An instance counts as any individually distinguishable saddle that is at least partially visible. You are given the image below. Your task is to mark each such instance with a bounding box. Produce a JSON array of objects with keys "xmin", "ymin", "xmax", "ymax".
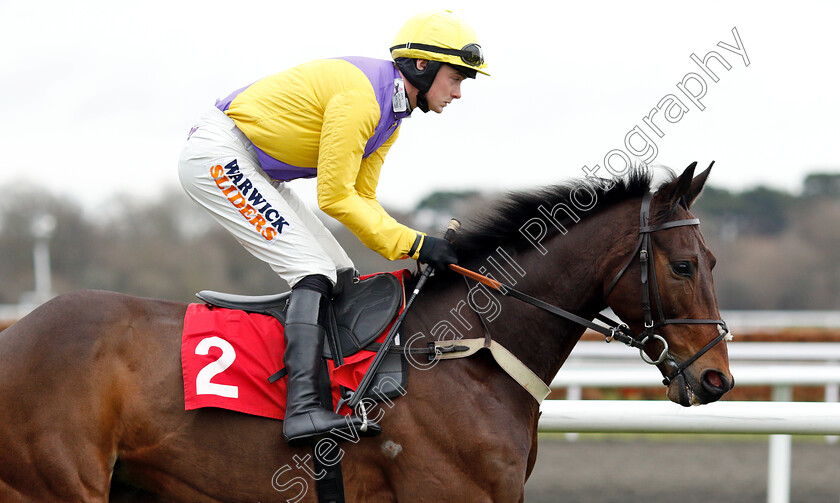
[{"xmin": 196, "ymin": 268, "xmax": 408, "ymax": 402}]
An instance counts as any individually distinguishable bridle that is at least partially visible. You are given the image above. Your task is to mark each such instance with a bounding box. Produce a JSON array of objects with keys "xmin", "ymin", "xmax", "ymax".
[
  {"xmin": 602, "ymin": 192, "xmax": 730, "ymax": 386},
  {"xmin": 450, "ymin": 191, "xmax": 731, "ymax": 388}
]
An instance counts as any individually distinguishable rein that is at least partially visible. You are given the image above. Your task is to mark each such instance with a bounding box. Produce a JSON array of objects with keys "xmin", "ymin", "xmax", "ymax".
[
  {"xmin": 450, "ymin": 264, "xmax": 640, "ymax": 348},
  {"xmin": 450, "ymin": 191, "xmax": 731, "ymax": 388}
]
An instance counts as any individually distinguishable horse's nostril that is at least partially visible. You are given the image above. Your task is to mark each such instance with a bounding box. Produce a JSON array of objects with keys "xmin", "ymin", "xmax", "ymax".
[{"xmin": 701, "ymin": 370, "xmax": 730, "ymax": 394}]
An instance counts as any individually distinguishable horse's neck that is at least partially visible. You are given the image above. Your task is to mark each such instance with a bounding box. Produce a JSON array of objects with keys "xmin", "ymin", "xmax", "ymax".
[{"xmin": 467, "ymin": 205, "xmax": 634, "ymax": 385}]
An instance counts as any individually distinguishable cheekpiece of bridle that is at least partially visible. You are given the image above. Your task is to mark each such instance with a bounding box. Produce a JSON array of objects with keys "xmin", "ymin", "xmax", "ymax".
[{"xmin": 603, "ymin": 192, "xmax": 730, "ymax": 386}]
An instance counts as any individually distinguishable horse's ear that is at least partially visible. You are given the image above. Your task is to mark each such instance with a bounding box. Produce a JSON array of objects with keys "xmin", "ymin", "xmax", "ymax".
[
  {"xmin": 657, "ymin": 161, "xmax": 697, "ymax": 209},
  {"xmin": 683, "ymin": 161, "xmax": 714, "ymax": 208}
]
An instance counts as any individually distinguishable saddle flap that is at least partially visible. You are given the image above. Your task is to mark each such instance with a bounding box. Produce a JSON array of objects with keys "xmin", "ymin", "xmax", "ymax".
[
  {"xmin": 362, "ymin": 348, "xmax": 405, "ymax": 400},
  {"xmin": 327, "ymin": 272, "xmax": 403, "ymax": 358}
]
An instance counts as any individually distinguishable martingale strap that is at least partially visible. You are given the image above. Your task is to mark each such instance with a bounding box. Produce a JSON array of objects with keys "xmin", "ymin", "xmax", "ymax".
[{"xmin": 432, "ymin": 338, "xmax": 552, "ymax": 404}]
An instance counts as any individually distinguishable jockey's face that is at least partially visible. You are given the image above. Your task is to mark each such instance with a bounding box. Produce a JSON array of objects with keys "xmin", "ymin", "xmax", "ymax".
[{"xmin": 420, "ymin": 60, "xmax": 465, "ymax": 114}]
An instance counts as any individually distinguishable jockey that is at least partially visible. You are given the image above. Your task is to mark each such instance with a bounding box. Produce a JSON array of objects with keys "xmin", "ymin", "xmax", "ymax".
[{"xmin": 178, "ymin": 10, "xmax": 488, "ymax": 444}]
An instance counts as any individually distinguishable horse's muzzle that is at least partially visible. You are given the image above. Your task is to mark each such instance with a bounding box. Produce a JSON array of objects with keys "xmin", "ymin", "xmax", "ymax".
[{"xmin": 667, "ymin": 368, "xmax": 733, "ymax": 407}]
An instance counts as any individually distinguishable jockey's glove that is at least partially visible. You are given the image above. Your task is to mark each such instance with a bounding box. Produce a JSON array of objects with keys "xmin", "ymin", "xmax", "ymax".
[{"xmin": 418, "ymin": 236, "xmax": 459, "ymax": 271}]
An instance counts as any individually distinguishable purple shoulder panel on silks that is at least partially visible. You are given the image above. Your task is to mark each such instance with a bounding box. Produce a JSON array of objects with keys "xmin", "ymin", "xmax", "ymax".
[
  {"xmin": 215, "ymin": 58, "xmax": 409, "ymax": 181},
  {"xmin": 333, "ymin": 57, "xmax": 410, "ymax": 158},
  {"xmin": 215, "ymin": 84, "xmax": 251, "ymax": 112}
]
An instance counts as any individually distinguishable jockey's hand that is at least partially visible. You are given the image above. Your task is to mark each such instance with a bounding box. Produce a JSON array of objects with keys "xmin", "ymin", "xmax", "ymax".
[{"xmin": 418, "ymin": 236, "xmax": 458, "ymax": 271}]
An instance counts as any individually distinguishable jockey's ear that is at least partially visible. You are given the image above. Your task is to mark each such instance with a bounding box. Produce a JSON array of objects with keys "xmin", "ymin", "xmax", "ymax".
[{"xmin": 683, "ymin": 161, "xmax": 714, "ymax": 209}]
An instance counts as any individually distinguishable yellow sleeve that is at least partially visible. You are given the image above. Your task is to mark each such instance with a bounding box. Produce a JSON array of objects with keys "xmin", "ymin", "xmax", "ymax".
[
  {"xmin": 316, "ymin": 94, "xmax": 419, "ymax": 260},
  {"xmin": 355, "ymin": 126, "xmax": 423, "ymax": 259}
]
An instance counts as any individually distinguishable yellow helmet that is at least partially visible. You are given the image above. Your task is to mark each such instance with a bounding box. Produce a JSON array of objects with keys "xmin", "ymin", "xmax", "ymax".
[{"xmin": 390, "ymin": 10, "xmax": 489, "ymax": 76}]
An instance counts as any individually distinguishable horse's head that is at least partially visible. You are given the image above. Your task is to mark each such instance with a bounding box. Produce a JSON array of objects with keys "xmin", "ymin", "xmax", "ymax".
[{"xmin": 605, "ymin": 162, "xmax": 733, "ymax": 406}]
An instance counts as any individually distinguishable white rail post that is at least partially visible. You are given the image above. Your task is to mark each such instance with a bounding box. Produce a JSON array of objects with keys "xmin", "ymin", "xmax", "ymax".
[
  {"xmin": 767, "ymin": 385, "xmax": 793, "ymax": 503},
  {"xmin": 826, "ymin": 360, "xmax": 839, "ymax": 445},
  {"xmin": 30, "ymin": 213, "xmax": 56, "ymax": 304},
  {"xmin": 564, "ymin": 386, "xmax": 581, "ymax": 442}
]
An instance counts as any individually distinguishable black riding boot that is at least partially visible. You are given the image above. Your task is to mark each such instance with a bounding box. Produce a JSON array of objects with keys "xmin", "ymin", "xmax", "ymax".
[{"xmin": 282, "ymin": 287, "xmax": 381, "ymax": 445}]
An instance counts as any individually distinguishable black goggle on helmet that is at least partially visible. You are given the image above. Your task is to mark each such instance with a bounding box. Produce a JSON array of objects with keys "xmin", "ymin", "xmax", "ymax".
[{"xmin": 390, "ymin": 42, "xmax": 485, "ymax": 74}]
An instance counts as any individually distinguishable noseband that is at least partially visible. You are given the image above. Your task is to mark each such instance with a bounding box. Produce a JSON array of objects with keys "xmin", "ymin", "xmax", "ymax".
[{"xmin": 603, "ymin": 192, "xmax": 730, "ymax": 385}]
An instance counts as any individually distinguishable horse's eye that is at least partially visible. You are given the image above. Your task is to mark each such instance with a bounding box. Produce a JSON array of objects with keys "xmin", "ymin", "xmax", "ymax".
[{"xmin": 670, "ymin": 261, "xmax": 694, "ymax": 277}]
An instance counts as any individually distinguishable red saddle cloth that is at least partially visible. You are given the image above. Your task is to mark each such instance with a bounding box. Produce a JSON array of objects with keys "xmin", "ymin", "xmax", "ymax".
[{"xmin": 181, "ymin": 271, "xmax": 407, "ymax": 420}]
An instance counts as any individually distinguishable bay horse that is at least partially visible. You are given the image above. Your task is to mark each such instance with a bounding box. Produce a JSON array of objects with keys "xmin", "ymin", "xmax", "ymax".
[{"xmin": 0, "ymin": 163, "xmax": 732, "ymax": 502}]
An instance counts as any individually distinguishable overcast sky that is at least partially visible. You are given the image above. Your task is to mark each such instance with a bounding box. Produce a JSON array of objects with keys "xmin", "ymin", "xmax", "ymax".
[{"xmin": 2, "ymin": 1, "xmax": 838, "ymax": 214}]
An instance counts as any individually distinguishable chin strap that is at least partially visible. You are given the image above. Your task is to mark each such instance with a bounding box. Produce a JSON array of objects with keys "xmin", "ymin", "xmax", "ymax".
[
  {"xmin": 394, "ymin": 58, "xmax": 439, "ymax": 113},
  {"xmin": 416, "ymin": 92, "xmax": 430, "ymax": 113}
]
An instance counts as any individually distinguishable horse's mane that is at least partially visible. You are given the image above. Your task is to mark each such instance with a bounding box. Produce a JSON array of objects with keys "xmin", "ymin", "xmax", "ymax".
[{"xmin": 451, "ymin": 168, "xmax": 656, "ymax": 261}]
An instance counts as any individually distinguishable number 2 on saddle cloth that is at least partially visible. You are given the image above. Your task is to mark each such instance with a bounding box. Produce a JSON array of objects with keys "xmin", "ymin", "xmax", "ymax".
[{"xmin": 180, "ymin": 270, "xmax": 410, "ymax": 420}]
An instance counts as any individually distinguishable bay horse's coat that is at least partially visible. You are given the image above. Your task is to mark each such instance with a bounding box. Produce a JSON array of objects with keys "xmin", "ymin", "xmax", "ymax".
[{"xmin": 0, "ymin": 165, "xmax": 732, "ymax": 502}]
